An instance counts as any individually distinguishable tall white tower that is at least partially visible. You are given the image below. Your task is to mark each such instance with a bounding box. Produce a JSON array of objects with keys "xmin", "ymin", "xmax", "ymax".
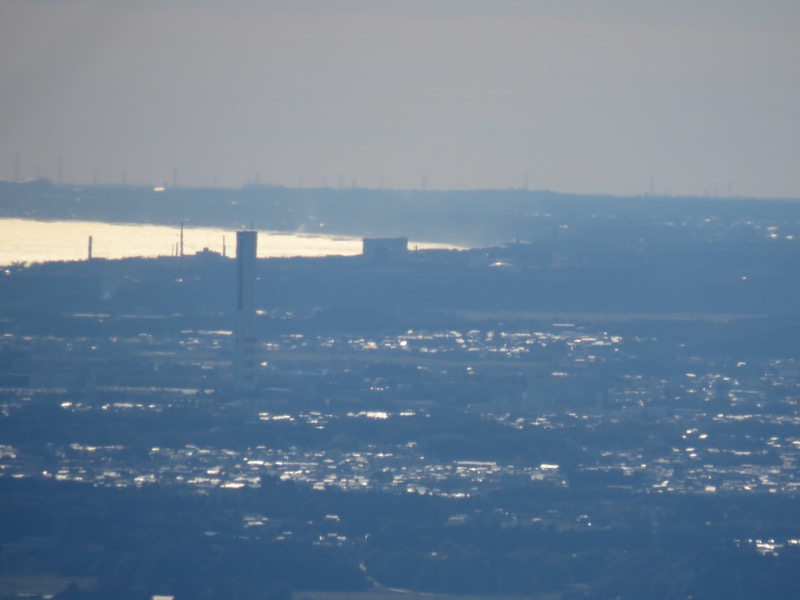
[{"xmin": 235, "ymin": 230, "xmax": 258, "ymax": 391}]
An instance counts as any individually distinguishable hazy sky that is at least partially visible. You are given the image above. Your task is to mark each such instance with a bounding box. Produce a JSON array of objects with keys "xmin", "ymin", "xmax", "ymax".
[{"xmin": 2, "ymin": 0, "xmax": 799, "ymax": 196}]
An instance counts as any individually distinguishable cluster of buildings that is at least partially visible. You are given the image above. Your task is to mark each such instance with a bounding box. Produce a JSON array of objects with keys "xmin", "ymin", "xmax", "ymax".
[
  {"xmin": 1, "ymin": 230, "xmax": 799, "ymax": 554},
  {"xmin": 1, "ymin": 319, "xmax": 798, "ymax": 498}
]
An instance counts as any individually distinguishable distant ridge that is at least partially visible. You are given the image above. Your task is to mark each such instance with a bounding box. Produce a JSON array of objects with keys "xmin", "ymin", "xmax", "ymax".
[{"xmin": 1, "ymin": 178, "xmax": 799, "ymax": 247}]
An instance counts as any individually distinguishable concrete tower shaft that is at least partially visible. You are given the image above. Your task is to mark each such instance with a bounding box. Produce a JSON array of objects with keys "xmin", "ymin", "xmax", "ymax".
[{"xmin": 235, "ymin": 230, "xmax": 258, "ymax": 391}]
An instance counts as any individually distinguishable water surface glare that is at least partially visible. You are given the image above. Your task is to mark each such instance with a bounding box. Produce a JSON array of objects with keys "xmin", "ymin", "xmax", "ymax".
[{"xmin": 0, "ymin": 219, "xmax": 453, "ymax": 265}]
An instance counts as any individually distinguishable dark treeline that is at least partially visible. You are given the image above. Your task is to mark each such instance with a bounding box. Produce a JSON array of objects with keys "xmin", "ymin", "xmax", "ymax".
[
  {"xmin": 2, "ymin": 243, "xmax": 799, "ymax": 320},
  {"xmin": 2, "ymin": 477, "xmax": 799, "ymax": 600}
]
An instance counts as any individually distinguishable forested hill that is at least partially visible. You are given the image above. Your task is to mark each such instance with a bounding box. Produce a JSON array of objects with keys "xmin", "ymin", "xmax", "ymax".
[{"xmin": 2, "ymin": 179, "xmax": 799, "ymax": 247}]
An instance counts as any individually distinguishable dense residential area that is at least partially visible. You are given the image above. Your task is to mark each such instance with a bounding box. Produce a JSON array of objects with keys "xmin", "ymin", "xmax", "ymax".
[
  {"xmin": 2, "ymin": 305, "xmax": 800, "ymax": 599},
  {"xmin": 1, "ymin": 183, "xmax": 800, "ymax": 599}
]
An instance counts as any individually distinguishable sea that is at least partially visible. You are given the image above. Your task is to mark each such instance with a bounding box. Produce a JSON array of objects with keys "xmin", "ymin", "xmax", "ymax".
[{"xmin": 0, "ymin": 219, "xmax": 453, "ymax": 266}]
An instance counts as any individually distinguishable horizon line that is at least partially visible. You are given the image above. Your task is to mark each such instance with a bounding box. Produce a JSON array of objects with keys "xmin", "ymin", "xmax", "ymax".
[{"xmin": 2, "ymin": 177, "xmax": 799, "ymax": 202}]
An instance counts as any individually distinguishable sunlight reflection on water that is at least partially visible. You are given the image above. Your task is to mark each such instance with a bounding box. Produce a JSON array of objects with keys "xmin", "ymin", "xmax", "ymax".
[{"xmin": 0, "ymin": 219, "xmax": 452, "ymax": 265}]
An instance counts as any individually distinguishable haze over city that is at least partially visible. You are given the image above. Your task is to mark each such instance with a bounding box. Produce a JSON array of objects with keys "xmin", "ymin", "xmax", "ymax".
[
  {"xmin": 3, "ymin": 2, "xmax": 800, "ymax": 599},
  {"xmin": 2, "ymin": 0, "xmax": 800, "ymax": 196}
]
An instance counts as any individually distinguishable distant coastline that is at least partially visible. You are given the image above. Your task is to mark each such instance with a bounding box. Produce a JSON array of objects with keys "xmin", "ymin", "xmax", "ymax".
[
  {"xmin": 0, "ymin": 218, "xmax": 355, "ymax": 265},
  {"xmin": 3, "ymin": 179, "xmax": 800, "ymax": 251},
  {"xmin": 0, "ymin": 218, "xmax": 458, "ymax": 266}
]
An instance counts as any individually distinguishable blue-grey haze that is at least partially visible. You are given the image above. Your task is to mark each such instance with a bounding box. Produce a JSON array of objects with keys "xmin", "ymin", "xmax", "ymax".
[{"xmin": 1, "ymin": 0, "xmax": 799, "ymax": 197}]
